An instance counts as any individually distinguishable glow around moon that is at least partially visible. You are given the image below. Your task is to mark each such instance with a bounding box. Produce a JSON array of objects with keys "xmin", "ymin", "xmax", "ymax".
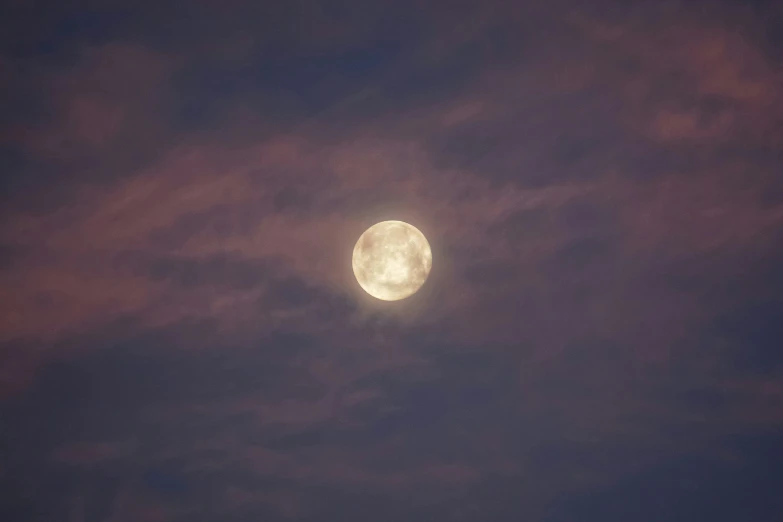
[{"xmin": 352, "ymin": 221, "xmax": 433, "ymax": 301}]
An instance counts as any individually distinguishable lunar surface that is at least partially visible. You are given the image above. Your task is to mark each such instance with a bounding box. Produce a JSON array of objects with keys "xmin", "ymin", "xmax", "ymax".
[{"xmin": 352, "ymin": 220, "xmax": 432, "ymax": 301}]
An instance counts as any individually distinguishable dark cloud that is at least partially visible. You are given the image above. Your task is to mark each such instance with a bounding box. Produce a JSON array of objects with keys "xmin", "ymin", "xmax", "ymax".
[
  {"xmin": 145, "ymin": 254, "xmax": 275, "ymax": 289},
  {"xmin": 717, "ymin": 299, "xmax": 783, "ymax": 374}
]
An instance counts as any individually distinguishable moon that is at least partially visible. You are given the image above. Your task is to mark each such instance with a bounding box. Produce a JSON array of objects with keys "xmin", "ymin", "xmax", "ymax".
[{"xmin": 352, "ymin": 220, "xmax": 433, "ymax": 301}]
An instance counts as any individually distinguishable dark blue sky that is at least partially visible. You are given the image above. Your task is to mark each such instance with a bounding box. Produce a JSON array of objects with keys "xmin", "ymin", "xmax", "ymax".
[{"xmin": 1, "ymin": 1, "xmax": 782, "ymax": 521}]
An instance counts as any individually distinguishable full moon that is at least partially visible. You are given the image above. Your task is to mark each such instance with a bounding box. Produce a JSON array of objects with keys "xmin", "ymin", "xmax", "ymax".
[{"xmin": 352, "ymin": 220, "xmax": 433, "ymax": 301}]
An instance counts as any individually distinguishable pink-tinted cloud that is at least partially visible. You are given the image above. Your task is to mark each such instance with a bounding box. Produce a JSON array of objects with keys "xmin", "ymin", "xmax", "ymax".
[{"xmin": 1, "ymin": 1, "xmax": 782, "ymax": 521}]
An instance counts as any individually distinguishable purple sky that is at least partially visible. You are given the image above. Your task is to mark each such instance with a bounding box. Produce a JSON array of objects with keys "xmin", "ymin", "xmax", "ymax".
[{"xmin": 1, "ymin": 1, "xmax": 782, "ymax": 520}]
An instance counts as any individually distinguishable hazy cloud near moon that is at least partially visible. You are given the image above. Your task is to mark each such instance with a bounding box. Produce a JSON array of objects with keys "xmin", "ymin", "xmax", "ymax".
[{"xmin": 1, "ymin": 0, "xmax": 783, "ymax": 520}]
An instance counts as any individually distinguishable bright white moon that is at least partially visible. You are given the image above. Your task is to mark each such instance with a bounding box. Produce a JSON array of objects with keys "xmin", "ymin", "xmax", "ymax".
[{"xmin": 352, "ymin": 220, "xmax": 432, "ymax": 301}]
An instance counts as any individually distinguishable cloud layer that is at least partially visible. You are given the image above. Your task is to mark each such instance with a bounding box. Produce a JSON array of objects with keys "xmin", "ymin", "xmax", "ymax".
[{"xmin": 1, "ymin": 1, "xmax": 782, "ymax": 520}]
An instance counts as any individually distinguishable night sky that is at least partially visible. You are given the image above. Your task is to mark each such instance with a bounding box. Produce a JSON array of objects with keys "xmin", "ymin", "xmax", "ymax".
[{"xmin": 2, "ymin": 1, "xmax": 783, "ymax": 521}]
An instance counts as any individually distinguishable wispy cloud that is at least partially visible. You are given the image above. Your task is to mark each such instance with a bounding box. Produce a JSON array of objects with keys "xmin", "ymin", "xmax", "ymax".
[{"xmin": 1, "ymin": 1, "xmax": 782, "ymax": 520}]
